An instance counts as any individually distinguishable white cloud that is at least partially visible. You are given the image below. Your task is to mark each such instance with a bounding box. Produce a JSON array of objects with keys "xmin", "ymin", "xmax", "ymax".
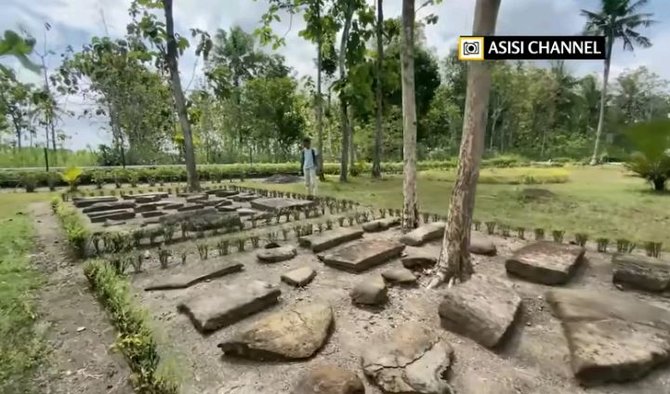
[{"xmin": 1, "ymin": 0, "xmax": 668, "ymax": 150}]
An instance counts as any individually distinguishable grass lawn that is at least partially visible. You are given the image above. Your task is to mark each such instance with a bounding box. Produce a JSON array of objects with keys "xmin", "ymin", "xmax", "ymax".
[
  {"xmin": 0, "ymin": 193, "xmax": 53, "ymax": 392},
  {"xmin": 241, "ymin": 165, "xmax": 670, "ymax": 248}
]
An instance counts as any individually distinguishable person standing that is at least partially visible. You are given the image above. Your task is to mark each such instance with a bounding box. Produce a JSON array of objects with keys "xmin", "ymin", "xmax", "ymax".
[{"xmin": 300, "ymin": 137, "xmax": 318, "ymax": 197}]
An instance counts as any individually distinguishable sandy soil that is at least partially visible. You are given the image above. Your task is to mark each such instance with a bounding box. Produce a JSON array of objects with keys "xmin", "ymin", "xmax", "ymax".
[
  {"xmin": 127, "ymin": 224, "xmax": 670, "ymax": 394},
  {"xmin": 30, "ymin": 202, "xmax": 133, "ymax": 394}
]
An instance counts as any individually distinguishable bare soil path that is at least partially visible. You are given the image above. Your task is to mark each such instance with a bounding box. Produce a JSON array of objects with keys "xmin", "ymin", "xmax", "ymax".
[{"xmin": 30, "ymin": 202, "xmax": 133, "ymax": 394}]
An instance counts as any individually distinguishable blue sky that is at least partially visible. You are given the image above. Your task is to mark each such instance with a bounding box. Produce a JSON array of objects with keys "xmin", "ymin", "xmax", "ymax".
[{"xmin": 2, "ymin": 0, "xmax": 669, "ymax": 151}]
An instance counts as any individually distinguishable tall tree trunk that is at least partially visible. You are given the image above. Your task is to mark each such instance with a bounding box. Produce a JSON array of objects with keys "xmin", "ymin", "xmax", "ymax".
[
  {"xmin": 401, "ymin": 0, "xmax": 419, "ymax": 231},
  {"xmin": 348, "ymin": 106, "xmax": 355, "ymax": 169},
  {"xmin": 428, "ymin": 0, "xmax": 501, "ymax": 288},
  {"xmin": 590, "ymin": 34, "xmax": 614, "ymax": 166},
  {"xmin": 163, "ymin": 0, "xmax": 200, "ymax": 191},
  {"xmin": 316, "ymin": 2, "xmax": 326, "ymax": 181},
  {"xmin": 371, "ymin": 0, "xmax": 384, "ymax": 178},
  {"xmin": 338, "ymin": 5, "xmax": 354, "ymax": 183}
]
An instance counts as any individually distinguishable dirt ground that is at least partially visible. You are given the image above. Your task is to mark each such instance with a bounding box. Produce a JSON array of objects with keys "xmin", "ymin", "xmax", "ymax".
[
  {"xmin": 30, "ymin": 202, "xmax": 133, "ymax": 394},
  {"xmin": 127, "ymin": 224, "xmax": 670, "ymax": 394}
]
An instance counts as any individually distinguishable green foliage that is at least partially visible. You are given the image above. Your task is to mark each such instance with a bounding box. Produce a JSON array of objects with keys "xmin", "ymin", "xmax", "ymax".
[
  {"xmin": 0, "ymin": 30, "xmax": 41, "ymax": 73},
  {"xmin": 60, "ymin": 167, "xmax": 83, "ymax": 192},
  {"xmin": 83, "ymin": 260, "xmax": 178, "ymax": 393},
  {"xmin": 624, "ymin": 119, "xmax": 670, "ymax": 191},
  {"xmin": 53, "ymin": 198, "xmax": 89, "ymax": 258}
]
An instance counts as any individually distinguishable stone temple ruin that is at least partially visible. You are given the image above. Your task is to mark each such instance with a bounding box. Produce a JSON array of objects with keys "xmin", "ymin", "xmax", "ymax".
[{"xmin": 68, "ymin": 187, "xmax": 670, "ymax": 393}]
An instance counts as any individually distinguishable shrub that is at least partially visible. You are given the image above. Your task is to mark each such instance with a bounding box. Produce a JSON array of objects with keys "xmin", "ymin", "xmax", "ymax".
[
  {"xmin": 20, "ymin": 172, "xmax": 38, "ymax": 192},
  {"xmin": 624, "ymin": 119, "xmax": 670, "ymax": 191},
  {"xmin": 53, "ymin": 198, "xmax": 89, "ymax": 258}
]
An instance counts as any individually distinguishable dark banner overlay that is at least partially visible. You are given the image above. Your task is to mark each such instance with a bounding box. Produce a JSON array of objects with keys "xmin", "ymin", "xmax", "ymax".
[{"xmin": 458, "ymin": 36, "xmax": 606, "ymax": 61}]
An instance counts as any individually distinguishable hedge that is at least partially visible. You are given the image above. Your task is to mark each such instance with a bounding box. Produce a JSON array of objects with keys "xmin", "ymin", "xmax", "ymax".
[{"xmin": 2, "ymin": 155, "xmax": 569, "ymax": 189}]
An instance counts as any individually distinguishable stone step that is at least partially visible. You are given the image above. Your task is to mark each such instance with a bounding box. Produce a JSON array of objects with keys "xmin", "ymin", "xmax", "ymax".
[
  {"xmin": 177, "ymin": 280, "xmax": 281, "ymax": 333},
  {"xmin": 82, "ymin": 200, "xmax": 136, "ymax": 214},
  {"xmin": 318, "ymin": 239, "xmax": 405, "ymax": 273},
  {"xmin": 89, "ymin": 210, "xmax": 136, "ymax": 223},
  {"xmin": 298, "ymin": 227, "xmax": 364, "ymax": 253},
  {"xmin": 73, "ymin": 196, "xmax": 118, "ymax": 208}
]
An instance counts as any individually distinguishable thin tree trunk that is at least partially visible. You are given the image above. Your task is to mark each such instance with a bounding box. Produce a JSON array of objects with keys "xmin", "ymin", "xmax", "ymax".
[
  {"xmin": 163, "ymin": 0, "xmax": 200, "ymax": 191},
  {"xmin": 338, "ymin": 5, "xmax": 354, "ymax": 183},
  {"xmin": 371, "ymin": 0, "xmax": 384, "ymax": 178},
  {"xmin": 428, "ymin": 0, "xmax": 501, "ymax": 289},
  {"xmin": 590, "ymin": 35, "xmax": 613, "ymax": 166},
  {"xmin": 401, "ymin": 0, "xmax": 419, "ymax": 231},
  {"xmin": 348, "ymin": 106, "xmax": 355, "ymax": 169},
  {"xmin": 316, "ymin": 2, "xmax": 326, "ymax": 181}
]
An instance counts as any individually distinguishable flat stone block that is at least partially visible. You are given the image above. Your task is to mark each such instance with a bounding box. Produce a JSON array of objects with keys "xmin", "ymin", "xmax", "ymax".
[
  {"xmin": 318, "ymin": 239, "xmax": 405, "ymax": 273},
  {"xmin": 177, "ymin": 280, "xmax": 281, "ymax": 333},
  {"xmin": 299, "ymin": 228, "xmax": 364, "ymax": 253},
  {"xmin": 505, "ymin": 241, "xmax": 585, "ymax": 285}
]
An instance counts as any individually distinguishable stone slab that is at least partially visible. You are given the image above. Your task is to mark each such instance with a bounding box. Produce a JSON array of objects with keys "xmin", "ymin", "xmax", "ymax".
[
  {"xmin": 144, "ymin": 262, "xmax": 243, "ymax": 291},
  {"xmin": 505, "ymin": 241, "xmax": 585, "ymax": 285},
  {"xmin": 318, "ymin": 239, "xmax": 405, "ymax": 273},
  {"xmin": 186, "ymin": 193, "xmax": 209, "ymax": 203},
  {"xmin": 82, "ymin": 200, "xmax": 136, "ymax": 214},
  {"xmin": 470, "ymin": 232, "xmax": 497, "ymax": 256},
  {"xmin": 362, "ymin": 217, "xmax": 401, "ymax": 232},
  {"xmin": 401, "ymin": 249, "xmax": 437, "ymax": 269},
  {"xmin": 231, "ymin": 193, "xmax": 260, "ymax": 202},
  {"xmin": 250, "ymin": 197, "xmax": 316, "ymax": 212},
  {"xmin": 438, "ymin": 274, "xmax": 521, "ymax": 348},
  {"xmin": 87, "ymin": 208, "xmax": 131, "ymax": 218},
  {"xmin": 257, "ymin": 245, "xmax": 297, "ymax": 263},
  {"xmin": 200, "ymin": 197, "xmax": 231, "ymax": 207},
  {"xmin": 294, "ymin": 365, "xmax": 365, "ymax": 394},
  {"xmin": 281, "ymin": 267, "xmax": 316, "ymax": 287},
  {"xmin": 141, "ymin": 211, "xmax": 165, "ymax": 218},
  {"xmin": 89, "ymin": 210, "xmax": 136, "ymax": 223},
  {"xmin": 218, "ymin": 303, "xmax": 333, "ymax": 360},
  {"xmin": 299, "ymin": 228, "xmax": 364, "ymax": 253},
  {"xmin": 350, "ymin": 276, "xmax": 387, "ymax": 305},
  {"xmin": 399, "ymin": 222, "xmax": 446, "ymax": 246},
  {"xmin": 162, "ymin": 202, "xmax": 184, "ymax": 210},
  {"xmin": 213, "ymin": 190, "xmax": 239, "ymax": 198},
  {"xmin": 612, "ymin": 254, "xmax": 670, "ymax": 292},
  {"xmin": 73, "ymin": 196, "xmax": 118, "ymax": 208},
  {"xmin": 135, "ymin": 195, "xmax": 162, "ymax": 204},
  {"xmin": 177, "ymin": 203, "xmax": 204, "ymax": 212},
  {"xmin": 361, "ymin": 322, "xmax": 454, "ymax": 393},
  {"xmin": 177, "ymin": 280, "xmax": 281, "ymax": 333},
  {"xmin": 160, "ymin": 208, "xmax": 242, "ymax": 232},
  {"xmin": 134, "ymin": 203, "xmax": 158, "ymax": 213},
  {"xmin": 547, "ymin": 288, "xmax": 670, "ymax": 386},
  {"xmin": 121, "ymin": 192, "xmax": 168, "ymax": 201}
]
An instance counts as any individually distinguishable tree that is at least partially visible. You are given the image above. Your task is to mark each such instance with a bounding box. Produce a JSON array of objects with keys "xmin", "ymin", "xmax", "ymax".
[
  {"xmin": 0, "ymin": 68, "xmax": 34, "ymax": 149},
  {"xmin": 0, "ymin": 30, "xmax": 41, "ymax": 73},
  {"xmin": 127, "ymin": 0, "xmax": 212, "ymax": 191},
  {"xmin": 400, "ymin": 0, "xmax": 419, "ymax": 230},
  {"xmin": 625, "ymin": 119, "xmax": 670, "ymax": 191},
  {"xmin": 582, "ymin": 0, "xmax": 655, "ymax": 165},
  {"xmin": 371, "ymin": 0, "xmax": 384, "ymax": 178},
  {"xmin": 429, "ymin": 0, "xmax": 502, "ymax": 288}
]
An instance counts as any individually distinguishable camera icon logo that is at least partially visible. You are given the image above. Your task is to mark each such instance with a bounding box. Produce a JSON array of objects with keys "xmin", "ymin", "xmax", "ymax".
[{"xmin": 458, "ymin": 36, "xmax": 485, "ymax": 61}]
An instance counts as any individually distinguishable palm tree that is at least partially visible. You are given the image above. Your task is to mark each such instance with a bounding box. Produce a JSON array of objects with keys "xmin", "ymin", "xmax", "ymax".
[{"xmin": 582, "ymin": 0, "xmax": 654, "ymax": 165}]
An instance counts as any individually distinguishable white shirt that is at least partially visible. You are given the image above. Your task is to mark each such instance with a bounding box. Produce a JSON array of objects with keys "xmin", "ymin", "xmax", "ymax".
[{"xmin": 303, "ymin": 148, "xmax": 316, "ymax": 170}]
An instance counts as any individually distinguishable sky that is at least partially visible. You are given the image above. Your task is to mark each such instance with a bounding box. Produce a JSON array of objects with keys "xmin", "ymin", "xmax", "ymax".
[{"xmin": 2, "ymin": 0, "xmax": 670, "ymax": 150}]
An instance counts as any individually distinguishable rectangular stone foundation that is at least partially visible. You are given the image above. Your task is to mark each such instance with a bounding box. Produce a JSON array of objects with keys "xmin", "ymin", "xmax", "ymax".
[
  {"xmin": 318, "ymin": 239, "xmax": 405, "ymax": 273},
  {"xmin": 250, "ymin": 197, "xmax": 316, "ymax": 212},
  {"xmin": 299, "ymin": 228, "xmax": 364, "ymax": 253}
]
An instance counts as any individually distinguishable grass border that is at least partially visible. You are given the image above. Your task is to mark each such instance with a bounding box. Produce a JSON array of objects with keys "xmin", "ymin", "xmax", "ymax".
[{"xmin": 51, "ymin": 196, "xmax": 179, "ymax": 393}]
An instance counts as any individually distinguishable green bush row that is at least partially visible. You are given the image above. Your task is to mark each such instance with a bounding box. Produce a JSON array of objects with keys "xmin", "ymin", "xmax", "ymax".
[
  {"xmin": 83, "ymin": 260, "xmax": 179, "ymax": 393},
  {"xmin": 51, "ymin": 197, "xmax": 89, "ymax": 258},
  {"xmin": 3, "ymin": 156, "xmax": 568, "ymax": 189}
]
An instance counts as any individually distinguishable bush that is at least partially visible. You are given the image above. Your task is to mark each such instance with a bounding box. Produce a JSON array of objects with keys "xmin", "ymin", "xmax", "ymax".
[
  {"xmin": 0, "ymin": 155, "xmax": 550, "ymax": 189},
  {"xmin": 83, "ymin": 260, "xmax": 178, "ymax": 393},
  {"xmin": 625, "ymin": 119, "xmax": 670, "ymax": 191},
  {"xmin": 52, "ymin": 197, "xmax": 89, "ymax": 258}
]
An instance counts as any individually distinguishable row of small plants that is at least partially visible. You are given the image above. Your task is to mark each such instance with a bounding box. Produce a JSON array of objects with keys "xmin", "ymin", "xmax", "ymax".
[
  {"xmin": 89, "ymin": 199, "xmax": 358, "ymax": 256},
  {"xmin": 51, "ymin": 197, "xmax": 180, "ymax": 392},
  {"xmin": 4, "ymin": 155, "xmax": 567, "ymax": 190},
  {"xmin": 102, "ymin": 208, "xmax": 385, "ymax": 275},
  {"xmin": 413, "ymin": 211, "xmax": 664, "ymax": 258}
]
